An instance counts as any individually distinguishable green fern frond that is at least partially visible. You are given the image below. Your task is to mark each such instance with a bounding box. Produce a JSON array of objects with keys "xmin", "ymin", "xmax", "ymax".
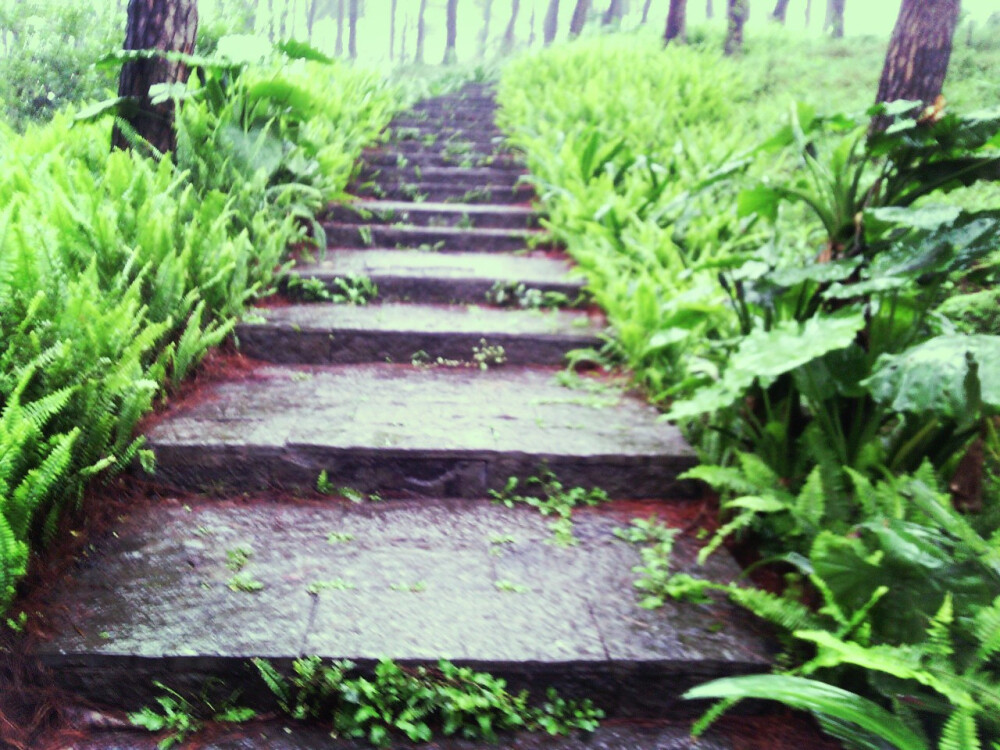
[{"xmin": 938, "ymin": 709, "xmax": 981, "ymax": 750}]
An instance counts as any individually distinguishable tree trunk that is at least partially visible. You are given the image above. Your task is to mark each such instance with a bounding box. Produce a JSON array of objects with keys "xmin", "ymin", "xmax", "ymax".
[
  {"xmin": 640, "ymin": 0, "xmax": 653, "ymax": 24},
  {"xmin": 529, "ymin": 0, "xmax": 537, "ymax": 44},
  {"xmin": 706, "ymin": 0, "xmax": 713, "ymax": 19},
  {"xmin": 479, "ymin": 0, "xmax": 494, "ymax": 58},
  {"xmin": 502, "ymin": 0, "xmax": 522, "ymax": 52},
  {"xmin": 112, "ymin": 0, "xmax": 198, "ymax": 155},
  {"xmin": 825, "ymin": 0, "xmax": 843, "ymax": 37},
  {"xmin": 602, "ymin": 0, "xmax": 623, "ymax": 25},
  {"xmin": 307, "ymin": 0, "xmax": 321, "ymax": 38},
  {"xmin": 348, "ymin": 0, "xmax": 358, "ymax": 58},
  {"xmin": 543, "ymin": 0, "xmax": 560, "ymax": 44},
  {"xmin": 723, "ymin": 0, "xmax": 746, "ymax": 55},
  {"xmin": 335, "ymin": 0, "xmax": 344, "ymax": 55},
  {"xmin": 664, "ymin": 0, "xmax": 686, "ymax": 41},
  {"xmin": 872, "ymin": 0, "xmax": 960, "ymax": 131},
  {"xmin": 804, "ymin": 0, "xmax": 810, "ymax": 24},
  {"xmin": 569, "ymin": 0, "xmax": 590, "ymax": 36},
  {"xmin": 390, "ymin": 0, "xmax": 398, "ymax": 59},
  {"xmin": 416, "ymin": 0, "xmax": 428, "ymax": 62},
  {"xmin": 443, "ymin": 0, "xmax": 459, "ymax": 63},
  {"xmin": 771, "ymin": 0, "xmax": 789, "ymax": 23},
  {"xmin": 266, "ymin": 0, "xmax": 275, "ymax": 40}
]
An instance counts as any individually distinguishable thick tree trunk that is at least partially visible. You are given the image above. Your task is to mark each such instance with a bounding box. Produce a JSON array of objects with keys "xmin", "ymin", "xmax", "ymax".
[
  {"xmin": 502, "ymin": 0, "xmax": 522, "ymax": 52},
  {"xmin": 543, "ymin": 0, "xmax": 560, "ymax": 44},
  {"xmin": 602, "ymin": 0, "xmax": 624, "ymax": 25},
  {"xmin": 479, "ymin": 0, "xmax": 494, "ymax": 57},
  {"xmin": 873, "ymin": 0, "xmax": 960, "ymax": 130},
  {"xmin": 824, "ymin": 0, "xmax": 844, "ymax": 37},
  {"xmin": 112, "ymin": 0, "xmax": 198, "ymax": 155},
  {"xmin": 771, "ymin": 0, "xmax": 789, "ymax": 23},
  {"xmin": 723, "ymin": 0, "xmax": 746, "ymax": 55},
  {"xmin": 706, "ymin": 0, "xmax": 713, "ymax": 19},
  {"xmin": 335, "ymin": 0, "xmax": 344, "ymax": 55},
  {"xmin": 416, "ymin": 0, "xmax": 428, "ymax": 62},
  {"xmin": 443, "ymin": 0, "xmax": 459, "ymax": 63},
  {"xmin": 640, "ymin": 0, "xmax": 653, "ymax": 23},
  {"xmin": 390, "ymin": 0, "xmax": 398, "ymax": 59},
  {"xmin": 569, "ymin": 0, "xmax": 590, "ymax": 36},
  {"xmin": 348, "ymin": 0, "xmax": 358, "ymax": 58},
  {"xmin": 664, "ymin": 0, "xmax": 686, "ymax": 41}
]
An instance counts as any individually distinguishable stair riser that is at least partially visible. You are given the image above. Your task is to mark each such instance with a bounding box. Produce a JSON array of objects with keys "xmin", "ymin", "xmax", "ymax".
[
  {"xmin": 387, "ymin": 138, "xmax": 512, "ymax": 153},
  {"xmin": 324, "ymin": 224, "xmax": 547, "ymax": 252},
  {"xmin": 364, "ymin": 150, "xmax": 524, "ymax": 170},
  {"xmin": 351, "ymin": 182, "xmax": 534, "ymax": 204},
  {"xmin": 387, "ymin": 123, "xmax": 505, "ymax": 138},
  {"xmin": 411, "ymin": 97, "xmax": 496, "ymax": 111},
  {"xmin": 356, "ymin": 166, "xmax": 527, "ymax": 189},
  {"xmin": 284, "ymin": 273, "xmax": 583, "ymax": 306},
  {"xmin": 326, "ymin": 205, "xmax": 540, "ymax": 230},
  {"xmin": 38, "ymin": 654, "xmax": 755, "ymax": 719},
  {"xmin": 141, "ymin": 444, "xmax": 698, "ymax": 499},
  {"xmin": 236, "ymin": 325, "xmax": 595, "ymax": 366}
]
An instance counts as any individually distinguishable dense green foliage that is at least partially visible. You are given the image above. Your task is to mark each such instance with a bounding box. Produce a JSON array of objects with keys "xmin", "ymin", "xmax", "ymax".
[
  {"xmin": 0, "ymin": 43, "xmax": 402, "ymax": 614},
  {"xmin": 499, "ymin": 31, "xmax": 1000, "ymax": 749}
]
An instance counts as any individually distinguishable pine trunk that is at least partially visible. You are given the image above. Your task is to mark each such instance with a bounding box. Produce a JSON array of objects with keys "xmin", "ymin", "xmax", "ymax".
[
  {"xmin": 390, "ymin": 0, "xmax": 398, "ymax": 59},
  {"xmin": 335, "ymin": 0, "xmax": 344, "ymax": 55},
  {"xmin": 873, "ymin": 0, "xmax": 960, "ymax": 130},
  {"xmin": 443, "ymin": 0, "xmax": 459, "ymax": 63},
  {"xmin": 502, "ymin": 0, "xmax": 522, "ymax": 52},
  {"xmin": 826, "ymin": 0, "xmax": 844, "ymax": 37},
  {"xmin": 723, "ymin": 0, "xmax": 746, "ymax": 55},
  {"xmin": 543, "ymin": 0, "xmax": 560, "ymax": 44},
  {"xmin": 112, "ymin": 0, "xmax": 198, "ymax": 155},
  {"xmin": 479, "ymin": 0, "xmax": 494, "ymax": 58},
  {"xmin": 664, "ymin": 0, "xmax": 686, "ymax": 41},
  {"xmin": 706, "ymin": 0, "xmax": 713, "ymax": 19},
  {"xmin": 416, "ymin": 0, "xmax": 428, "ymax": 62},
  {"xmin": 602, "ymin": 0, "xmax": 623, "ymax": 25},
  {"xmin": 569, "ymin": 0, "xmax": 590, "ymax": 36},
  {"xmin": 640, "ymin": 0, "xmax": 653, "ymax": 23},
  {"xmin": 771, "ymin": 0, "xmax": 789, "ymax": 23},
  {"xmin": 348, "ymin": 0, "xmax": 358, "ymax": 58}
]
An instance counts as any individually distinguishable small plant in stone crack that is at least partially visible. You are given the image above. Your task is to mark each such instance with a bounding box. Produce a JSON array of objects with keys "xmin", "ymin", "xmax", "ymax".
[
  {"xmin": 326, "ymin": 531, "xmax": 355, "ymax": 545},
  {"xmin": 455, "ymin": 212, "xmax": 475, "ymax": 230},
  {"xmin": 308, "ymin": 578, "xmax": 356, "ymax": 595},
  {"xmin": 613, "ymin": 517, "xmax": 681, "ymax": 610},
  {"xmin": 489, "ymin": 470, "xmax": 609, "ymax": 546},
  {"xmin": 357, "ymin": 226, "xmax": 375, "ymax": 247},
  {"xmin": 448, "ymin": 187, "xmax": 493, "ymax": 204},
  {"xmin": 284, "ymin": 275, "xmax": 333, "ymax": 302},
  {"xmin": 485, "ymin": 281, "xmax": 573, "ymax": 310},
  {"xmin": 494, "ymin": 579, "xmax": 529, "ymax": 594},
  {"xmin": 339, "ymin": 486, "xmax": 383, "ymax": 503},
  {"xmin": 317, "ymin": 470, "xmax": 337, "ymax": 495},
  {"xmin": 292, "ymin": 273, "xmax": 377, "ymax": 305},
  {"xmin": 129, "ymin": 680, "xmax": 255, "ymax": 749},
  {"xmin": 389, "ymin": 580, "xmax": 428, "ymax": 593},
  {"xmin": 225, "ymin": 545, "xmax": 264, "ymax": 593},
  {"xmin": 252, "ymin": 657, "xmax": 602, "ymax": 747},
  {"xmin": 472, "ymin": 339, "xmax": 507, "ymax": 370}
]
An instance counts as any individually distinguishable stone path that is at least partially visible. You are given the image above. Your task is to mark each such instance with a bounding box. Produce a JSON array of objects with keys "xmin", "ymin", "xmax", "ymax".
[{"xmin": 32, "ymin": 84, "xmax": 773, "ymax": 746}]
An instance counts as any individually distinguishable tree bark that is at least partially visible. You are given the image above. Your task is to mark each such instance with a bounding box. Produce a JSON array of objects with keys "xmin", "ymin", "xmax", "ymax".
[
  {"xmin": 640, "ymin": 0, "xmax": 653, "ymax": 24},
  {"xmin": 390, "ymin": 0, "xmax": 398, "ymax": 59},
  {"xmin": 723, "ymin": 0, "xmax": 746, "ymax": 55},
  {"xmin": 502, "ymin": 0, "xmax": 522, "ymax": 52},
  {"xmin": 771, "ymin": 0, "xmax": 789, "ymax": 23},
  {"xmin": 804, "ymin": 0, "xmax": 810, "ymax": 25},
  {"xmin": 529, "ymin": 0, "xmax": 537, "ymax": 45},
  {"xmin": 664, "ymin": 0, "xmax": 686, "ymax": 41},
  {"xmin": 543, "ymin": 0, "xmax": 560, "ymax": 44},
  {"xmin": 824, "ymin": 0, "xmax": 843, "ymax": 37},
  {"xmin": 348, "ymin": 0, "xmax": 358, "ymax": 58},
  {"xmin": 479, "ymin": 0, "xmax": 494, "ymax": 58},
  {"xmin": 569, "ymin": 0, "xmax": 590, "ymax": 36},
  {"xmin": 307, "ymin": 0, "xmax": 321, "ymax": 38},
  {"xmin": 706, "ymin": 0, "xmax": 713, "ymax": 19},
  {"xmin": 335, "ymin": 0, "xmax": 344, "ymax": 55},
  {"xmin": 443, "ymin": 0, "xmax": 459, "ymax": 63},
  {"xmin": 112, "ymin": 0, "xmax": 198, "ymax": 155},
  {"xmin": 872, "ymin": 0, "xmax": 960, "ymax": 130},
  {"xmin": 602, "ymin": 0, "xmax": 623, "ymax": 25},
  {"xmin": 416, "ymin": 0, "xmax": 428, "ymax": 62}
]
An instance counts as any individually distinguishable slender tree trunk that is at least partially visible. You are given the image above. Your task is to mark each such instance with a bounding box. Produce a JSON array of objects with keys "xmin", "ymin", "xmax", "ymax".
[
  {"xmin": 706, "ymin": 0, "xmax": 713, "ymax": 19},
  {"xmin": 804, "ymin": 0, "xmax": 811, "ymax": 24},
  {"xmin": 543, "ymin": 0, "xmax": 560, "ymax": 44},
  {"xmin": 348, "ymin": 0, "xmax": 358, "ymax": 58},
  {"xmin": 569, "ymin": 0, "xmax": 590, "ymax": 36},
  {"xmin": 872, "ymin": 0, "xmax": 960, "ymax": 131},
  {"xmin": 824, "ymin": 0, "xmax": 843, "ymax": 36},
  {"xmin": 723, "ymin": 0, "xmax": 746, "ymax": 55},
  {"xmin": 279, "ymin": 0, "xmax": 289, "ymax": 37},
  {"xmin": 335, "ymin": 0, "xmax": 344, "ymax": 54},
  {"xmin": 664, "ymin": 0, "xmax": 686, "ymax": 41},
  {"xmin": 401, "ymin": 15, "xmax": 408, "ymax": 59},
  {"xmin": 416, "ymin": 0, "xmax": 428, "ymax": 62},
  {"xmin": 479, "ymin": 0, "xmax": 494, "ymax": 58},
  {"xmin": 602, "ymin": 0, "xmax": 623, "ymax": 25},
  {"xmin": 529, "ymin": 0, "xmax": 537, "ymax": 44},
  {"xmin": 266, "ymin": 0, "xmax": 275, "ymax": 40},
  {"xmin": 112, "ymin": 0, "xmax": 198, "ymax": 155},
  {"xmin": 390, "ymin": 0, "xmax": 398, "ymax": 59},
  {"xmin": 640, "ymin": 0, "xmax": 653, "ymax": 24},
  {"xmin": 306, "ymin": 0, "xmax": 321, "ymax": 38},
  {"xmin": 502, "ymin": 0, "xmax": 522, "ymax": 52},
  {"xmin": 771, "ymin": 0, "xmax": 789, "ymax": 22},
  {"xmin": 443, "ymin": 0, "xmax": 458, "ymax": 63}
]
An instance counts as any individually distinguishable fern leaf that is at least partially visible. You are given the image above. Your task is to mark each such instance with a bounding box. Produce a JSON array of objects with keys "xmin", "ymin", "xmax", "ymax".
[{"xmin": 939, "ymin": 709, "xmax": 981, "ymax": 750}]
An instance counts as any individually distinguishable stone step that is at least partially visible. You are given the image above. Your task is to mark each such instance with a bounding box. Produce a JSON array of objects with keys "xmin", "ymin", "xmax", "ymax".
[
  {"xmin": 386, "ymin": 136, "xmax": 512, "ymax": 154},
  {"xmin": 324, "ymin": 222, "xmax": 549, "ymax": 252},
  {"xmin": 364, "ymin": 149, "xmax": 523, "ymax": 170},
  {"xmin": 36, "ymin": 499, "xmax": 769, "ymax": 716},
  {"xmin": 357, "ymin": 164, "xmax": 528, "ymax": 189},
  {"xmin": 411, "ymin": 95, "xmax": 497, "ymax": 110},
  {"xmin": 387, "ymin": 122, "xmax": 505, "ymax": 139},
  {"xmin": 142, "ymin": 364, "xmax": 698, "ymax": 498},
  {"xmin": 286, "ymin": 249, "xmax": 586, "ymax": 305},
  {"xmin": 236, "ymin": 303, "xmax": 602, "ymax": 366},
  {"xmin": 394, "ymin": 110, "xmax": 499, "ymax": 124},
  {"xmin": 326, "ymin": 200, "xmax": 540, "ymax": 230},
  {"xmin": 351, "ymin": 180, "xmax": 534, "ymax": 204}
]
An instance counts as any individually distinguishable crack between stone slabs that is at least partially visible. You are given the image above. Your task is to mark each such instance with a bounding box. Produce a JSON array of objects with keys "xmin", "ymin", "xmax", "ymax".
[
  {"xmin": 299, "ymin": 595, "xmax": 320, "ymax": 657},
  {"xmin": 585, "ymin": 598, "xmax": 613, "ymax": 663}
]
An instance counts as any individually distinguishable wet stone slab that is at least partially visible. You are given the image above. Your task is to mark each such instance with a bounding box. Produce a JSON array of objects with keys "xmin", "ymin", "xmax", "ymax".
[
  {"xmin": 143, "ymin": 364, "xmax": 697, "ymax": 497},
  {"xmin": 236, "ymin": 303, "xmax": 603, "ymax": 366},
  {"xmin": 37, "ymin": 500, "xmax": 770, "ymax": 716}
]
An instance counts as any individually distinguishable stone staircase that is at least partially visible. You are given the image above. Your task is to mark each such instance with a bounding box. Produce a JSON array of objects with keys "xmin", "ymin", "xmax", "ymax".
[{"xmin": 31, "ymin": 84, "xmax": 773, "ymax": 745}]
